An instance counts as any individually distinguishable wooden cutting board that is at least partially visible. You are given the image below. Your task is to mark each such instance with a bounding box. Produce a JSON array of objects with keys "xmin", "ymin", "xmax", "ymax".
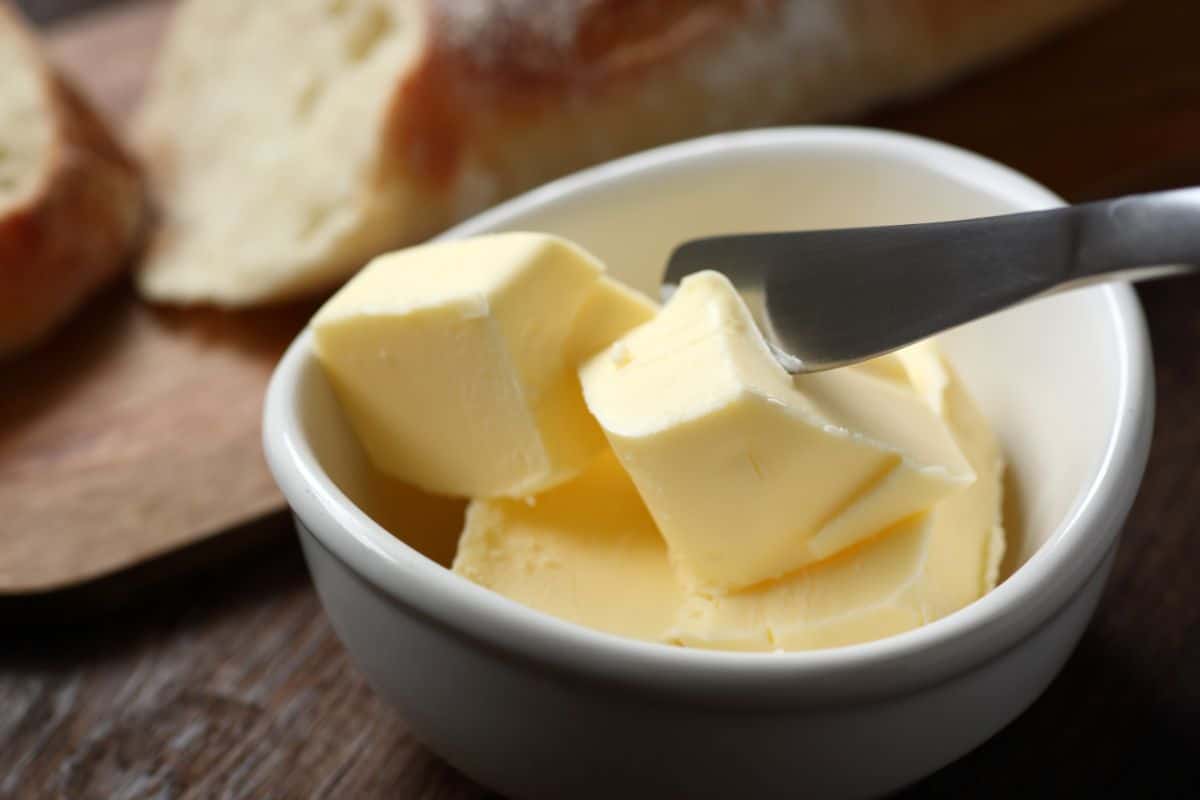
[{"xmin": 0, "ymin": 0, "xmax": 314, "ymax": 595}]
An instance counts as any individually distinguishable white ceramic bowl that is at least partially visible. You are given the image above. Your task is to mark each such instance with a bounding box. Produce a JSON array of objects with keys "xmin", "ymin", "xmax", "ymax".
[{"xmin": 263, "ymin": 128, "xmax": 1153, "ymax": 799}]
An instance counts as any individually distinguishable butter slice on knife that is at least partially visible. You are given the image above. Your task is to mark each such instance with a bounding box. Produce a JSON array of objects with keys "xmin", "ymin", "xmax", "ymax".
[
  {"xmin": 455, "ymin": 339, "xmax": 1003, "ymax": 651},
  {"xmin": 579, "ymin": 271, "xmax": 974, "ymax": 592}
]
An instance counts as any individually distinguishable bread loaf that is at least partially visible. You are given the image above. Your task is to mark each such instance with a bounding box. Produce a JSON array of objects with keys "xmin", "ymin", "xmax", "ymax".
[
  {"xmin": 0, "ymin": 1, "xmax": 144, "ymax": 356},
  {"xmin": 136, "ymin": 0, "xmax": 1109, "ymax": 307}
]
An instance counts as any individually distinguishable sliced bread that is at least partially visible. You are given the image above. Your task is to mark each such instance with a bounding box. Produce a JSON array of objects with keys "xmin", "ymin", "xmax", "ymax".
[
  {"xmin": 136, "ymin": 0, "xmax": 1109, "ymax": 307},
  {"xmin": 0, "ymin": 1, "xmax": 144, "ymax": 356}
]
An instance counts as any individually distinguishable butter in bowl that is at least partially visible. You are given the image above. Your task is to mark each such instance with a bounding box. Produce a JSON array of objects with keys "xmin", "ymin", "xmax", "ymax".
[
  {"xmin": 263, "ymin": 128, "xmax": 1152, "ymax": 799},
  {"xmin": 309, "ymin": 229, "xmax": 1002, "ymax": 653}
]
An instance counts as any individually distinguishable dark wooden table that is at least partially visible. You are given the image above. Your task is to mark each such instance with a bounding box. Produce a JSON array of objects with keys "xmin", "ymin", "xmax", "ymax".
[{"xmin": 5, "ymin": 2, "xmax": 1200, "ymax": 797}]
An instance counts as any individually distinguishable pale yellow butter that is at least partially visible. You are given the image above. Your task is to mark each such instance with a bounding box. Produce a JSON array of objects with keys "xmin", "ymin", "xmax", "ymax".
[
  {"xmin": 674, "ymin": 344, "xmax": 1006, "ymax": 649},
  {"xmin": 312, "ymin": 233, "xmax": 655, "ymax": 498},
  {"xmin": 313, "ymin": 233, "xmax": 1005, "ymax": 651},
  {"xmin": 673, "ymin": 514, "xmax": 937, "ymax": 651},
  {"xmin": 565, "ymin": 274, "xmax": 658, "ymax": 365},
  {"xmin": 453, "ymin": 452, "xmax": 684, "ymax": 641},
  {"xmin": 579, "ymin": 271, "xmax": 974, "ymax": 592},
  {"xmin": 897, "ymin": 341, "xmax": 1007, "ymax": 612},
  {"xmin": 453, "ymin": 341, "xmax": 1004, "ymax": 651}
]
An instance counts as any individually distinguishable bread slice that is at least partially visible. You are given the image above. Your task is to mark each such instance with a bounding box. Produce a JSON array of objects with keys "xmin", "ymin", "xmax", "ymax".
[
  {"xmin": 0, "ymin": 2, "xmax": 144, "ymax": 356},
  {"xmin": 136, "ymin": 0, "xmax": 1110, "ymax": 307}
]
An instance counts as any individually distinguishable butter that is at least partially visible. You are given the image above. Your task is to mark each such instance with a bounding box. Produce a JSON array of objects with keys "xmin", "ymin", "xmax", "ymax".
[
  {"xmin": 312, "ymin": 232, "xmax": 1006, "ymax": 652},
  {"xmin": 675, "ymin": 344, "xmax": 1007, "ymax": 649},
  {"xmin": 579, "ymin": 271, "xmax": 974, "ymax": 592},
  {"xmin": 566, "ymin": 274, "xmax": 658, "ymax": 364},
  {"xmin": 453, "ymin": 452, "xmax": 684, "ymax": 641},
  {"xmin": 672, "ymin": 514, "xmax": 937, "ymax": 651},
  {"xmin": 453, "ymin": 341, "xmax": 1004, "ymax": 651},
  {"xmin": 312, "ymin": 233, "xmax": 654, "ymax": 498},
  {"xmin": 898, "ymin": 342, "xmax": 1007, "ymax": 611}
]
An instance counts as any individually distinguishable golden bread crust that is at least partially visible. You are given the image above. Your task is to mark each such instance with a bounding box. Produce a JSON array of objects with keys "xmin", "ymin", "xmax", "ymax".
[{"xmin": 0, "ymin": 2, "xmax": 145, "ymax": 356}]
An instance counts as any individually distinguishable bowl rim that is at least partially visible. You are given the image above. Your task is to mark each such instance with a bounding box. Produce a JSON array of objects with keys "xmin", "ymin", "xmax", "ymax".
[{"xmin": 264, "ymin": 126, "xmax": 1153, "ymax": 707}]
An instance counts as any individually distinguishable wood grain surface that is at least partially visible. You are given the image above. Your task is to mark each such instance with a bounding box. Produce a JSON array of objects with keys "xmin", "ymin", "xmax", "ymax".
[{"xmin": 4, "ymin": 0, "xmax": 1200, "ymax": 797}]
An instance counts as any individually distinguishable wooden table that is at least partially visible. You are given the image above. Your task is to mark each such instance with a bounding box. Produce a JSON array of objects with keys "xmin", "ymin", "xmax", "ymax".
[{"xmin": 5, "ymin": 1, "xmax": 1200, "ymax": 797}]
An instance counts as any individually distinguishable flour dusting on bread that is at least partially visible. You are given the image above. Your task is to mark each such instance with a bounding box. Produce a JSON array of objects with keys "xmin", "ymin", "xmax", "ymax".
[{"xmin": 441, "ymin": 0, "xmax": 599, "ymax": 63}]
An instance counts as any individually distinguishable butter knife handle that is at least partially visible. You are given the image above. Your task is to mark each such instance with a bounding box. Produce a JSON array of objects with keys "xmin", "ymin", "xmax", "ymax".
[{"xmin": 1068, "ymin": 188, "xmax": 1200, "ymax": 287}]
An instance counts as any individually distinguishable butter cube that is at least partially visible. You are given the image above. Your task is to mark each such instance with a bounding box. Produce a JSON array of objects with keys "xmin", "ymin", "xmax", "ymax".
[
  {"xmin": 566, "ymin": 274, "xmax": 658, "ymax": 364},
  {"xmin": 312, "ymin": 233, "xmax": 654, "ymax": 498},
  {"xmin": 677, "ymin": 342, "xmax": 1007, "ymax": 649},
  {"xmin": 454, "ymin": 429, "xmax": 998, "ymax": 652},
  {"xmin": 453, "ymin": 452, "xmax": 684, "ymax": 642},
  {"xmin": 580, "ymin": 271, "xmax": 974, "ymax": 591},
  {"xmin": 893, "ymin": 341, "xmax": 1007, "ymax": 609},
  {"xmin": 672, "ymin": 514, "xmax": 937, "ymax": 650},
  {"xmin": 452, "ymin": 334, "xmax": 1003, "ymax": 651}
]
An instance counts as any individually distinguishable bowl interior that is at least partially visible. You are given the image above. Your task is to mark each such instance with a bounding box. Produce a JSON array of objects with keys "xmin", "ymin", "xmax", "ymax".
[{"xmin": 298, "ymin": 130, "xmax": 1127, "ymax": 584}]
